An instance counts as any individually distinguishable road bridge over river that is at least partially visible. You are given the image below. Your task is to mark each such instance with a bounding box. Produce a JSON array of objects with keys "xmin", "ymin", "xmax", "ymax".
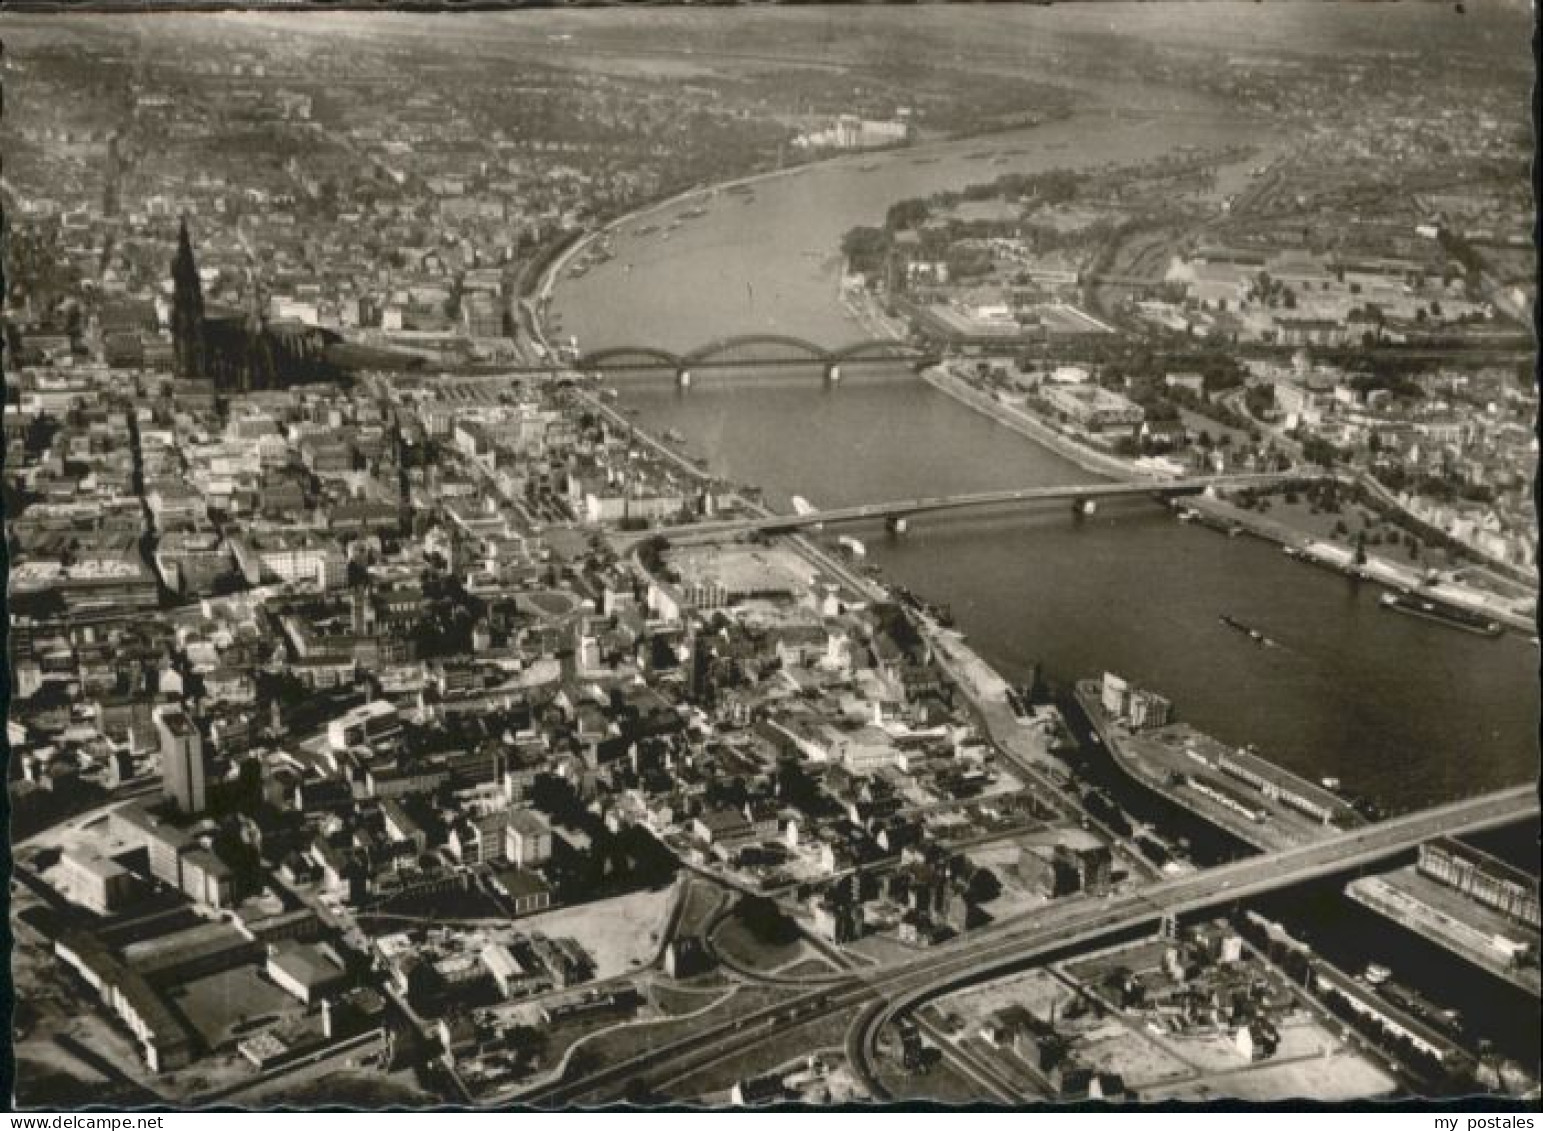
[
  {"xmin": 620, "ymin": 470, "xmax": 1318, "ymax": 543},
  {"xmin": 517, "ymin": 784, "xmax": 1536, "ymax": 1106}
]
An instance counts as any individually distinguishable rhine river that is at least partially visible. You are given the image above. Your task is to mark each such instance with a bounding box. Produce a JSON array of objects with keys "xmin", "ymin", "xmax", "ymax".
[
  {"xmin": 551, "ymin": 103, "xmax": 1538, "ymax": 813},
  {"xmin": 599, "ymin": 372, "xmax": 1538, "ymax": 812},
  {"xmin": 548, "ymin": 4, "xmax": 1539, "ymax": 1063}
]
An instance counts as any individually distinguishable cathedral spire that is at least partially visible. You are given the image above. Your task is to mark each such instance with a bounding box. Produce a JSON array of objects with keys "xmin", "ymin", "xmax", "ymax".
[{"xmin": 171, "ymin": 215, "xmax": 206, "ymax": 381}]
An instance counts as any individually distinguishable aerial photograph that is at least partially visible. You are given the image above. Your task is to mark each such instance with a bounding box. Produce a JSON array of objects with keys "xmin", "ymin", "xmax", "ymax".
[{"xmin": 2, "ymin": 2, "xmax": 1537, "ymax": 1112}]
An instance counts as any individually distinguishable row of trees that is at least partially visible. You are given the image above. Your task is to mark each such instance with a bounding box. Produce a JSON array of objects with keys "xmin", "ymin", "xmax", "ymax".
[
  {"xmin": 840, "ymin": 224, "xmax": 893, "ymax": 278},
  {"xmin": 878, "ymin": 167, "xmax": 1083, "ymax": 236}
]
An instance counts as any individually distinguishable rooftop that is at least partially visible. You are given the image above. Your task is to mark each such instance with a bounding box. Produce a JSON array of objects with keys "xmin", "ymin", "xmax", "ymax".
[{"xmin": 268, "ymin": 941, "xmax": 345, "ymax": 989}]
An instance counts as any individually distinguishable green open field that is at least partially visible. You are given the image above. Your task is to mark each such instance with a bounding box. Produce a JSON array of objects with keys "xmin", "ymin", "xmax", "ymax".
[
  {"xmin": 560, "ymin": 984, "xmax": 792, "ymax": 1101},
  {"xmin": 877, "ymin": 1049, "xmax": 996, "ymax": 1105},
  {"xmin": 525, "ymin": 590, "xmax": 579, "ymax": 618},
  {"xmin": 673, "ymin": 877, "xmax": 729, "ymax": 940},
  {"xmin": 660, "ymin": 1002, "xmax": 863, "ymax": 1099},
  {"xmin": 649, "ymin": 980, "xmax": 735, "ymax": 1018},
  {"xmin": 771, "ymin": 956, "xmax": 842, "ymax": 981},
  {"xmin": 533, "ymin": 1005, "xmax": 652, "ymax": 1083},
  {"xmin": 356, "ymin": 885, "xmax": 508, "ymax": 931},
  {"xmin": 267, "ymin": 1070, "xmax": 438, "ymax": 1107},
  {"xmin": 711, "ymin": 915, "xmax": 807, "ymax": 973}
]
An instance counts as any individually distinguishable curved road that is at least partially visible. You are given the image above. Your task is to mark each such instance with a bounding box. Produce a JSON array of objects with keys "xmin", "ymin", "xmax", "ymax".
[
  {"xmin": 515, "ymin": 783, "xmax": 1535, "ymax": 1105},
  {"xmin": 844, "ymin": 782, "xmax": 1538, "ymax": 1099}
]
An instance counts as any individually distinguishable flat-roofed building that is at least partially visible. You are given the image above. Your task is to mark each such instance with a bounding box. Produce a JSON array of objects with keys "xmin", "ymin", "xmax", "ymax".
[
  {"xmin": 1127, "ymin": 688, "xmax": 1172, "ymax": 731},
  {"xmin": 326, "ymin": 700, "xmax": 402, "ymax": 752},
  {"xmin": 110, "ymin": 802, "xmax": 194, "ymax": 889},
  {"xmin": 505, "ymin": 808, "xmax": 553, "ymax": 867},
  {"xmin": 154, "ymin": 703, "xmax": 206, "ymax": 815},
  {"xmin": 449, "ymin": 804, "xmax": 509, "ymax": 865},
  {"xmin": 54, "ymin": 933, "xmax": 195, "ymax": 1074},
  {"xmin": 480, "ymin": 943, "xmax": 530, "ymax": 999},
  {"xmin": 491, "ymin": 866, "xmax": 552, "ymax": 917},
  {"xmin": 1419, "ymin": 837, "xmax": 1541, "ymax": 929},
  {"xmin": 692, "ymin": 807, "xmax": 754, "ymax": 847},
  {"xmin": 1043, "ymin": 384, "xmax": 1145, "ymax": 433},
  {"xmin": 229, "ymin": 530, "xmax": 347, "ymax": 590},
  {"xmin": 266, "ymin": 941, "xmax": 348, "ymax": 1004},
  {"xmin": 9, "ymin": 554, "xmax": 159, "ymax": 619},
  {"xmin": 57, "ymin": 848, "xmax": 137, "ymax": 913},
  {"xmin": 123, "ymin": 920, "xmax": 262, "ymax": 984},
  {"xmin": 380, "ymin": 798, "xmax": 428, "ymax": 853},
  {"xmin": 180, "ymin": 848, "xmax": 234, "ymax": 908}
]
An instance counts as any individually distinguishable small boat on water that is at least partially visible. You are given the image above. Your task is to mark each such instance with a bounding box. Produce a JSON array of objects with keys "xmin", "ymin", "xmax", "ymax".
[
  {"xmin": 1362, "ymin": 963, "xmax": 1392, "ymax": 986},
  {"xmin": 663, "ymin": 429, "xmax": 686, "ymax": 444},
  {"xmin": 1219, "ymin": 613, "xmax": 1274, "ymax": 647},
  {"xmin": 1379, "ymin": 591, "xmax": 1502, "ymax": 637},
  {"xmin": 1320, "ymin": 776, "xmax": 1341, "ymax": 792}
]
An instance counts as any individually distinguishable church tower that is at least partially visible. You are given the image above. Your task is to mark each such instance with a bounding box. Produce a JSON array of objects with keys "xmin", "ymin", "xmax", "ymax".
[
  {"xmin": 171, "ymin": 217, "xmax": 206, "ymax": 381},
  {"xmin": 241, "ymin": 269, "xmax": 279, "ymax": 391}
]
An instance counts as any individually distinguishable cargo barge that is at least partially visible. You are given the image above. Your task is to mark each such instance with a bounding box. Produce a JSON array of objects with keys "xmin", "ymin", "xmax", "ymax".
[
  {"xmin": 1219, "ymin": 613, "xmax": 1275, "ymax": 647},
  {"xmin": 1379, "ymin": 591, "xmax": 1502, "ymax": 638}
]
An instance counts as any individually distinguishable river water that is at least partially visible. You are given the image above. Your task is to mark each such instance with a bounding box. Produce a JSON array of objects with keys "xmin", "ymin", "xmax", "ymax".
[
  {"xmin": 613, "ymin": 376, "xmax": 1542, "ymax": 1072},
  {"xmin": 547, "ymin": 19, "xmax": 1540, "ymax": 807},
  {"xmin": 552, "ymin": 107, "xmax": 1255, "ymax": 353},
  {"xmin": 550, "ymin": 2, "xmax": 1539, "ymax": 1065},
  {"xmin": 607, "ymin": 370, "xmax": 1538, "ymax": 811}
]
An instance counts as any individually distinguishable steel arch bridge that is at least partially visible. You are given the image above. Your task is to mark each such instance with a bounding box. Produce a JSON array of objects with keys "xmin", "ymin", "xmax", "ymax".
[
  {"xmin": 830, "ymin": 338, "xmax": 929, "ymax": 363},
  {"xmin": 579, "ymin": 345, "xmax": 687, "ymax": 370},
  {"xmin": 574, "ymin": 335, "xmax": 932, "ymax": 375},
  {"xmin": 686, "ymin": 333, "xmax": 826, "ymax": 366}
]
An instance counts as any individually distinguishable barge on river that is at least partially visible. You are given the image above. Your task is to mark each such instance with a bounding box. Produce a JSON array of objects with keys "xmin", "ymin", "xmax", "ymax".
[{"xmin": 1379, "ymin": 591, "xmax": 1502, "ymax": 638}]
